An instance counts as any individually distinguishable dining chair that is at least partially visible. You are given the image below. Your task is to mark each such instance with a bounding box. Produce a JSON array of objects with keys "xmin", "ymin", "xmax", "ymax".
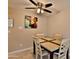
[
  {"xmin": 53, "ymin": 33, "xmax": 63, "ymax": 40},
  {"xmin": 34, "ymin": 38, "xmax": 50, "ymax": 59},
  {"xmin": 53, "ymin": 39, "xmax": 69, "ymax": 59},
  {"xmin": 35, "ymin": 33, "xmax": 45, "ymax": 38}
]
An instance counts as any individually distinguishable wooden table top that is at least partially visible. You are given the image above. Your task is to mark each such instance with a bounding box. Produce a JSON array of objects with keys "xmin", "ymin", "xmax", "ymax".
[
  {"xmin": 33, "ymin": 36, "xmax": 69, "ymax": 53},
  {"xmin": 41, "ymin": 37, "xmax": 55, "ymax": 41},
  {"xmin": 38, "ymin": 39, "xmax": 46, "ymax": 43},
  {"xmin": 33, "ymin": 36, "xmax": 61, "ymax": 44},
  {"xmin": 51, "ymin": 39, "xmax": 61, "ymax": 45},
  {"xmin": 41, "ymin": 42, "xmax": 60, "ymax": 52},
  {"xmin": 33, "ymin": 36, "xmax": 61, "ymax": 52},
  {"xmin": 39, "ymin": 37, "xmax": 61, "ymax": 45},
  {"xmin": 32, "ymin": 36, "xmax": 46, "ymax": 43}
]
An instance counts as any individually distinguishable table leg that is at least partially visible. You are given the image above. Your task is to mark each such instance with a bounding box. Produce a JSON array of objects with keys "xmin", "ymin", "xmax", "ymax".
[
  {"xmin": 33, "ymin": 41, "xmax": 36, "ymax": 55},
  {"xmin": 50, "ymin": 49, "xmax": 59, "ymax": 59},
  {"xmin": 67, "ymin": 48, "xmax": 69, "ymax": 59},
  {"xmin": 50, "ymin": 52, "xmax": 54, "ymax": 59}
]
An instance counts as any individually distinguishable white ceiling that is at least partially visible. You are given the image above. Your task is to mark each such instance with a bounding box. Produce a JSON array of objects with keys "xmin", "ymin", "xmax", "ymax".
[
  {"xmin": 8, "ymin": 0, "xmax": 53, "ymax": 8},
  {"xmin": 8, "ymin": 0, "xmax": 69, "ymax": 15},
  {"xmin": 9, "ymin": 0, "xmax": 69, "ymax": 12}
]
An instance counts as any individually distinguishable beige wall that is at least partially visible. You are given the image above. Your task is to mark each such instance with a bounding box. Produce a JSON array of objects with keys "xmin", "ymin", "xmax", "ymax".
[
  {"xmin": 8, "ymin": 8, "xmax": 48, "ymax": 52},
  {"xmin": 8, "ymin": 0, "xmax": 69, "ymax": 52},
  {"xmin": 47, "ymin": 8, "xmax": 70, "ymax": 38}
]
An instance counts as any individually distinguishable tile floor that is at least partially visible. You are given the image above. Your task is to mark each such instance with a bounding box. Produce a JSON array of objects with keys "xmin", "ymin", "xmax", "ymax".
[{"xmin": 8, "ymin": 50, "xmax": 48, "ymax": 59}]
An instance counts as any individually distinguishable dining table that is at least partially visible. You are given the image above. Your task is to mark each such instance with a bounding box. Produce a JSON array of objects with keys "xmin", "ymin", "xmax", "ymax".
[{"xmin": 32, "ymin": 36, "xmax": 69, "ymax": 59}]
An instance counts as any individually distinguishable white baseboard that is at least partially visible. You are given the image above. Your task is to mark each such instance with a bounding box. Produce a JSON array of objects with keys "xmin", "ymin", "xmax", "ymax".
[{"xmin": 9, "ymin": 47, "xmax": 33, "ymax": 55}]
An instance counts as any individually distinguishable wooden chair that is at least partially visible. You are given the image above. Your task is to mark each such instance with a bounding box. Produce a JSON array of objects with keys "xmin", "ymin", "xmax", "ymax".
[
  {"xmin": 35, "ymin": 33, "xmax": 45, "ymax": 38},
  {"xmin": 34, "ymin": 38, "xmax": 50, "ymax": 59},
  {"xmin": 53, "ymin": 39, "xmax": 69, "ymax": 59},
  {"xmin": 53, "ymin": 33, "xmax": 63, "ymax": 40}
]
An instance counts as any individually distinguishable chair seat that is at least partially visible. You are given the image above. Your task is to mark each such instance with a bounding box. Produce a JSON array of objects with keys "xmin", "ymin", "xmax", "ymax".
[
  {"xmin": 54, "ymin": 53, "xmax": 59, "ymax": 55},
  {"xmin": 42, "ymin": 50, "xmax": 49, "ymax": 56}
]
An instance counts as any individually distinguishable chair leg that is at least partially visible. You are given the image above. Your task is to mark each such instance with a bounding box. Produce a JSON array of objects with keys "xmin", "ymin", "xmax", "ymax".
[
  {"xmin": 53, "ymin": 54, "xmax": 58, "ymax": 59},
  {"xmin": 36, "ymin": 54, "xmax": 38, "ymax": 59},
  {"xmin": 40, "ymin": 55, "xmax": 42, "ymax": 59},
  {"xmin": 48, "ymin": 54, "xmax": 50, "ymax": 59}
]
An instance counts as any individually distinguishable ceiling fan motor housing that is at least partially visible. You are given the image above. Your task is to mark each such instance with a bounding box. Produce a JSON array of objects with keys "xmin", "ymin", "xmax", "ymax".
[{"xmin": 37, "ymin": 2, "xmax": 43, "ymax": 8}]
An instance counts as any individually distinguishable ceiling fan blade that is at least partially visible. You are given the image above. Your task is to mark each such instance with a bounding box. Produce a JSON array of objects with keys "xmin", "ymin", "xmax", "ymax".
[
  {"xmin": 43, "ymin": 9, "xmax": 52, "ymax": 13},
  {"xmin": 29, "ymin": 0, "xmax": 37, "ymax": 6},
  {"xmin": 45, "ymin": 3, "xmax": 53, "ymax": 8},
  {"xmin": 25, "ymin": 7, "xmax": 37, "ymax": 9}
]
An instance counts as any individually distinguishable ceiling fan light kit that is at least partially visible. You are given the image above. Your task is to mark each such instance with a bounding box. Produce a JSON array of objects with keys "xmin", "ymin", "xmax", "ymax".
[
  {"xmin": 37, "ymin": 8, "xmax": 41, "ymax": 14},
  {"xmin": 41, "ymin": 9, "xmax": 44, "ymax": 13},
  {"xmin": 37, "ymin": 8, "xmax": 44, "ymax": 14}
]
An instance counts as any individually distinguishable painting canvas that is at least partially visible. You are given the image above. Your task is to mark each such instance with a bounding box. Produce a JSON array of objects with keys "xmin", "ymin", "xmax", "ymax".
[
  {"xmin": 8, "ymin": 18, "xmax": 14, "ymax": 28},
  {"xmin": 24, "ymin": 16, "xmax": 38, "ymax": 29}
]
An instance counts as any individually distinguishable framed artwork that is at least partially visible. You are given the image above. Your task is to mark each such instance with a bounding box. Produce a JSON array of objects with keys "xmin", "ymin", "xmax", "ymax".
[
  {"xmin": 24, "ymin": 15, "xmax": 38, "ymax": 29},
  {"xmin": 8, "ymin": 17, "xmax": 14, "ymax": 28}
]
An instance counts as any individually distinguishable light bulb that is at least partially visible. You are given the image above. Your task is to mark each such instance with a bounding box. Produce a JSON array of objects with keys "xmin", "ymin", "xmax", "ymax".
[
  {"xmin": 41, "ymin": 10, "xmax": 44, "ymax": 13},
  {"xmin": 37, "ymin": 9, "xmax": 41, "ymax": 13}
]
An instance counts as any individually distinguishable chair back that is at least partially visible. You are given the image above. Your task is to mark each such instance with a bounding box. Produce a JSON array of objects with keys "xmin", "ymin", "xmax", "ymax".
[
  {"xmin": 58, "ymin": 39, "xmax": 69, "ymax": 59},
  {"xmin": 36, "ymin": 33, "xmax": 45, "ymax": 38},
  {"xmin": 53, "ymin": 33, "xmax": 63, "ymax": 40},
  {"xmin": 34, "ymin": 38, "xmax": 42, "ymax": 55}
]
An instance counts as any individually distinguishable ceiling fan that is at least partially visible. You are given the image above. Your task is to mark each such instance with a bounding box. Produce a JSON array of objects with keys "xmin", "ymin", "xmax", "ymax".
[{"xmin": 25, "ymin": 0, "xmax": 53, "ymax": 14}]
